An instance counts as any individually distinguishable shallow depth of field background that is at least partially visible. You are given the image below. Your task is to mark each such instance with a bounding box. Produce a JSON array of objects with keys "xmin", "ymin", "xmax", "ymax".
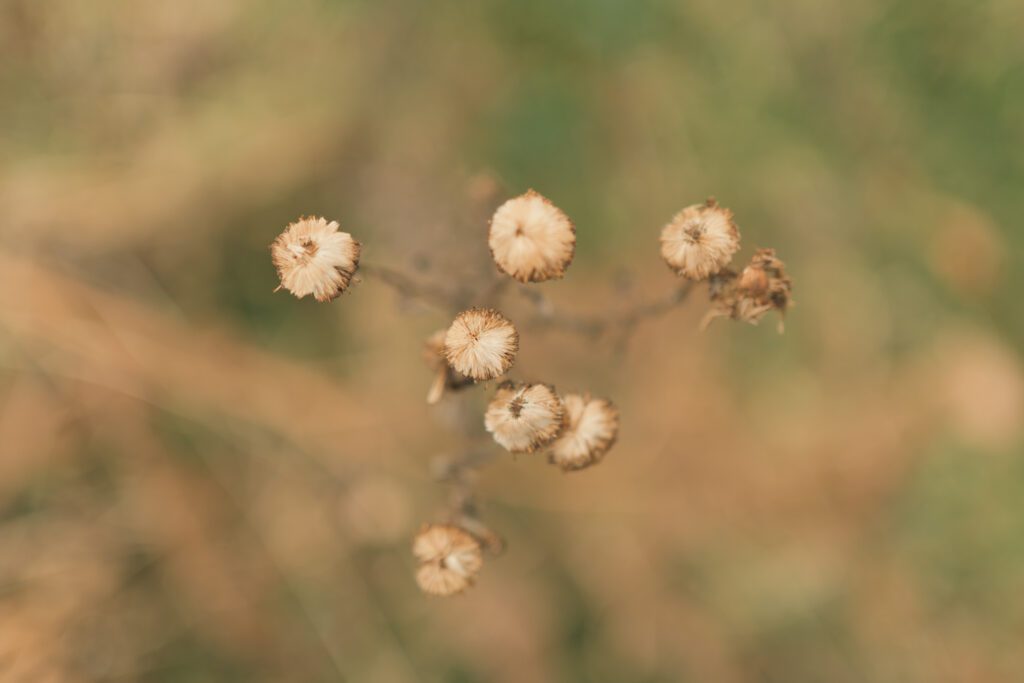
[{"xmin": 2, "ymin": 1, "xmax": 1024, "ymax": 681}]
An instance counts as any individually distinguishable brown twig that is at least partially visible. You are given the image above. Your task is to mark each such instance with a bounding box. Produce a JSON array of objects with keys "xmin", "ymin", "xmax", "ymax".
[
  {"xmin": 519, "ymin": 281, "xmax": 696, "ymax": 347},
  {"xmin": 432, "ymin": 448, "xmax": 506, "ymax": 554},
  {"xmin": 360, "ymin": 262, "xmax": 460, "ymax": 313},
  {"xmin": 422, "ymin": 279, "xmax": 696, "ymax": 532},
  {"xmin": 370, "ymin": 259, "xmax": 697, "ymax": 572}
]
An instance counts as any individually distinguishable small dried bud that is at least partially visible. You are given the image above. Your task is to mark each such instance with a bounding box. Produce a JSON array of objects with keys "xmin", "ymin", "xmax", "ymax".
[
  {"xmin": 703, "ymin": 248, "xmax": 792, "ymax": 331},
  {"xmin": 423, "ymin": 330, "xmax": 475, "ymax": 404},
  {"xmin": 412, "ymin": 524, "xmax": 483, "ymax": 597},
  {"xmin": 424, "ymin": 330, "xmax": 449, "ymax": 404},
  {"xmin": 422, "ymin": 330, "xmax": 448, "ymax": 372},
  {"xmin": 485, "ymin": 382, "xmax": 565, "ymax": 453},
  {"xmin": 271, "ymin": 216, "xmax": 360, "ymax": 302},
  {"xmin": 444, "ymin": 308, "xmax": 519, "ymax": 381},
  {"xmin": 548, "ymin": 394, "xmax": 620, "ymax": 471},
  {"xmin": 660, "ymin": 198, "xmax": 740, "ymax": 280},
  {"xmin": 737, "ymin": 263, "xmax": 769, "ymax": 293},
  {"xmin": 488, "ymin": 190, "xmax": 575, "ymax": 283}
]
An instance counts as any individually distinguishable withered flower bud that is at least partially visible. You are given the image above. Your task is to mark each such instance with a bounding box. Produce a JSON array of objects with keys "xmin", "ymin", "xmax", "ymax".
[
  {"xmin": 703, "ymin": 248, "xmax": 792, "ymax": 332},
  {"xmin": 423, "ymin": 330, "xmax": 475, "ymax": 404},
  {"xmin": 423, "ymin": 330, "xmax": 447, "ymax": 372},
  {"xmin": 488, "ymin": 190, "xmax": 575, "ymax": 283},
  {"xmin": 548, "ymin": 393, "xmax": 620, "ymax": 471},
  {"xmin": 412, "ymin": 524, "xmax": 483, "ymax": 597},
  {"xmin": 484, "ymin": 382, "xmax": 565, "ymax": 453},
  {"xmin": 271, "ymin": 216, "xmax": 361, "ymax": 302},
  {"xmin": 444, "ymin": 308, "xmax": 518, "ymax": 381},
  {"xmin": 660, "ymin": 198, "xmax": 740, "ymax": 280}
]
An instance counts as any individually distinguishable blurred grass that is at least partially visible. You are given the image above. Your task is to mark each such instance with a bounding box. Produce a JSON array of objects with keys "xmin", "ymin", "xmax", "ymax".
[{"xmin": 1, "ymin": 0, "xmax": 1023, "ymax": 681}]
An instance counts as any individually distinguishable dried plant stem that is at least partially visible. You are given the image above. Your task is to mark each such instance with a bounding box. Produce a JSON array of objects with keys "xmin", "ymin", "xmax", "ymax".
[
  {"xmin": 435, "ymin": 448, "xmax": 503, "ymax": 479},
  {"xmin": 364, "ymin": 260, "xmax": 695, "ymax": 345},
  {"xmin": 472, "ymin": 273, "xmax": 511, "ymax": 308},
  {"xmin": 269, "ymin": 194, "xmax": 790, "ymax": 597},
  {"xmin": 410, "ymin": 273, "xmax": 695, "ymax": 552},
  {"xmin": 360, "ymin": 262, "xmax": 459, "ymax": 312},
  {"xmin": 520, "ymin": 281, "xmax": 696, "ymax": 346},
  {"xmin": 438, "ymin": 450, "xmax": 506, "ymax": 555}
]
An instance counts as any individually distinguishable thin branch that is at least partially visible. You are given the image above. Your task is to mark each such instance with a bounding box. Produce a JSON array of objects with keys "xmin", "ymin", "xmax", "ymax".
[
  {"xmin": 432, "ymin": 449, "xmax": 501, "ymax": 481},
  {"xmin": 406, "ymin": 261, "xmax": 697, "ymax": 567},
  {"xmin": 520, "ymin": 281, "xmax": 696, "ymax": 344},
  {"xmin": 432, "ymin": 447, "xmax": 506, "ymax": 555},
  {"xmin": 359, "ymin": 263, "xmax": 459, "ymax": 313},
  {"xmin": 472, "ymin": 271, "xmax": 511, "ymax": 308}
]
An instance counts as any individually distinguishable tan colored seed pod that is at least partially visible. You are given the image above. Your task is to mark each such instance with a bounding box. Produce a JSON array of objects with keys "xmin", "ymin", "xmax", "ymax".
[
  {"xmin": 423, "ymin": 330, "xmax": 475, "ymax": 404},
  {"xmin": 660, "ymin": 198, "xmax": 740, "ymax": 280},
  {"xmin": 548, "ymin": 393, "xmax": 620, "ymax": 471},
  {"xmin": 702, "ymin": 247, "xmax": 792, "ymax": 332},
  {"xmin": 271, "ymin": 216, "xmax": 361, "ymax": 302},
  {"xmin": 485, "ymin": 382, "xmax": 565, "ymax": 453},
  {"xmin": 488, "ymin": 190, "xmax": 575, "ymax": 283},
  {"xmin": 423, "ymin": 330, "xmax": 447, "ymax": 372},
  {"xmin": 412, "ymin": 524, "xmax": 483, "ymax": 597},
  {"xmin": 424, "ymin": 330, "xmax": 450, "ymax": 405},
  {"xmin": 444, "ymin": 308, "xmax": 518, "ymax": 381}
]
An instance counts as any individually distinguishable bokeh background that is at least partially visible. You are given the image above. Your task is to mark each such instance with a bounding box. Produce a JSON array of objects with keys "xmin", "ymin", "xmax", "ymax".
[{"xmin": 2, "ymin": 0, "xmax": 1024, "ymax": 681}]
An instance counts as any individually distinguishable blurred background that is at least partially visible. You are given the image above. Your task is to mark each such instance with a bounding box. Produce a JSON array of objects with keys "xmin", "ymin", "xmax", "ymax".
[{"xmin": 2, "ymin": 0, "xmax": 1023, "ymax": 681}]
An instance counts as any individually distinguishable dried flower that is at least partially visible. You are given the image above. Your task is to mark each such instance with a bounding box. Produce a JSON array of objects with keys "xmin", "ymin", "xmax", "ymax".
[
  {"xmin": 660, "ymin": 198, "xmax": 740, "ymax": 280},
  {"xmin": 412, "ymin": 524, "xmax": 483, "ymax": 596},
  {"xmin": 423, "ymin": 330, "xmax": 475, "ymax": 404},
  {"xmin": 488, "ymin": 190, "xmax": 575, "ymax": 283},
  {"xmin": 485, "ymin": 382, "xmax": 565, "ymax": 453},
  {"xmin": 271, "ymin": 216, "xmax": 361, "ymax": 302},
  {"xmin": 703, "ymin": 248, "xmax": 792, "ymax": 331},
  {"xmin": 444, "ymin": 308, "xmax": 519, "ymax": 381},
  {"xmin": 548, "ymin": 393, "xmax": 619, "ymax": 471}
]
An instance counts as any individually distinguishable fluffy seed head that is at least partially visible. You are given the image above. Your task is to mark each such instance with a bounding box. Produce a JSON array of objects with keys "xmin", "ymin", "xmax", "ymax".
[
  {"xmin": 412, "ymin": 524, "xmax": 483, "ymax": 597},
  {"xmin": 271, "ymin": 216, "xmax": 360, "ymax": 302},
  {"xmin": 444, "ymin": 308, "xmax": 518, "ymax": 381},
  {"xmin": 703, "ymin": 248, "xmax": 793, "ymax": 332},
  {"xmin": 548, "ymin": 393, "xmax": 620, "ymax": 471},
  {"xmin": 488, "ymin": 190, "xmax": 575, "ymax": 283},
  {"xmin": 660, "ymin": 198, "xmax": 740, "ymax": 280},
  {"xmin": 485, "ymin": 382, "xmax": 565, "ymax": 453}
]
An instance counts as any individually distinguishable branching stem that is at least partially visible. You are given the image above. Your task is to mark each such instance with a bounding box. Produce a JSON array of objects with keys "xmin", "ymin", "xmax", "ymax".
[
  {"xmin": 360, "ymin": 263, "xmax": 460, "ymax": 312},
  {"xmin": 365, "ymin": 262, "xmax": 696, "ymax": 552}
]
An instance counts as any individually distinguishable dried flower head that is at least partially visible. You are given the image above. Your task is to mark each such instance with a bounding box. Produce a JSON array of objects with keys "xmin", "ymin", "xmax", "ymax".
[
  {"xmin": 548, "ymin": 393, "xmax": 620, "ymax": 471},
  {"xmin": 423, "ymin": 330, "xmax": 474, "ymax": 404},
  {"xmin": 703, "ymin": 248, "xmax": 792, "ymax": 332},
  {"xmin": 488, "ymin": 190, "xmax": 575, "ymax": 283},
  {"xmin": 271, "ymin": 216, "xmax": 361, "ymax": 302},
  {"xmin": 660, "ymin": 198, "xmax": 740, "ymax": 280},
  {"xmin": 412, "ymin": 524, "xmax": 483, "ymax": 596},
  {"xmin": 444, "ymin": 308, "xmax": 519, "ymax": 381},
  {"xmin": 485, "ymin": 382, "xmax": 565, "ymax": 453}
]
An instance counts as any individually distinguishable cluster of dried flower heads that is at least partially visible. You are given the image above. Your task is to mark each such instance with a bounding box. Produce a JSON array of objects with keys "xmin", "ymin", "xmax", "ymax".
[
  {"xmin": 658, "ymin": 197, "xmax": 793, "ymax": 331},
  {"xmin": 270, "ymin": 190, "xmax": 791, "ymax": 596}
]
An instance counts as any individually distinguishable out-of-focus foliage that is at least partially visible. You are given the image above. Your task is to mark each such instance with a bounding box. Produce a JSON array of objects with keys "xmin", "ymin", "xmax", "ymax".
[{"xmin": 0, "ymin": 0, "xmax": 1022, "ymax": 681}]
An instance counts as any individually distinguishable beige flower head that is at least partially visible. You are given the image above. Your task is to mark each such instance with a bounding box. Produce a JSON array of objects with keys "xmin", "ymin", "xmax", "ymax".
[
  {"xmin": 444, "ymin": 308, "xmax": 518, "ymax": 381},
  {"xmin": 660, "ymin": 198, "xmax": 740, "ymax": 280},
  {"xmin": 548, "ymin": 393, "xmax": 620, "ymax": 471},
  {"xmin": 485, "ymin": 382, "xmax": 565, "ymax": 453},
  {"xmin": 271, "ymin": 216, "xmax": 361, "ymax": 302},
  {"xmin": 412, "ymin": 524, "xmax": 483, "ymax": 597},
  {"xmin": 703, "ymin": 248, "xmax": 793, "ymax": 332},
  {"xmin": 488, "ymin": 190, "xmax": 575, "ymax": 283}
]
